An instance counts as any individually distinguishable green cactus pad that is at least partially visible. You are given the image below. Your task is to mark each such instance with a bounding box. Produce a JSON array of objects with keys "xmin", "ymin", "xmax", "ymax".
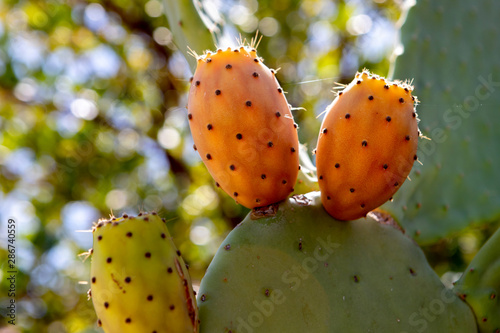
[
  {"xmin": 197, "ymin": 192, "xmax": 476, "ymax": 332},
  {"xmin": 383, "ymin": 0, "xmax": 500, "ymax": 243},
  {"xmin": 454, "ymin": 227, "xmax": 500, "ymax": 332},
  {"xmin": 162, "ymin": 0, "xmax": 219, "ymax": 71},
  {"xmin": 90, "ymin": 213, "xmax": 198, "ymax": 333}
]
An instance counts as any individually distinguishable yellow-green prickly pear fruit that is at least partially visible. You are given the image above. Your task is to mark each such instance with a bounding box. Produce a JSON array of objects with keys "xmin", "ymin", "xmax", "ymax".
[{"xmin": 90, "ymin": 213, "xmax": 198, "ymax": 333}]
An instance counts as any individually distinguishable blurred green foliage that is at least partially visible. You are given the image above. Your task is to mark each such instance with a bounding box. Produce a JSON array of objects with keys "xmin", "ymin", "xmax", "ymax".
[{"xmin": 0, "ymin": 0, "xmax": 492, "ymax": 332}]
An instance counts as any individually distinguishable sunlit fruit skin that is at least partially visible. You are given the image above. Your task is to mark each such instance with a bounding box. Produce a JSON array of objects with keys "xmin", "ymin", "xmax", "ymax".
[
  {"xmin": 187, "ymin": 47, "xmax": 299, "ymax": 208},
  {"xmin": 90, "ymin": 213, "xmax": 198, "ymax": 333},
  {"xmin": 316, "ymin": 71, "xmax": 419, "ymax": 220}
]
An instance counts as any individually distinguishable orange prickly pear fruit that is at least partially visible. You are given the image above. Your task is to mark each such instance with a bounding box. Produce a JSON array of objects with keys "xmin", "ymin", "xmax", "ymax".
[
  {"xmin": 316, "ymin": 70, "xmax": 419, "ymax": 220},
  {"xmin": 187, "ymin": 44, "xmax": 299, "ymax": 208}
]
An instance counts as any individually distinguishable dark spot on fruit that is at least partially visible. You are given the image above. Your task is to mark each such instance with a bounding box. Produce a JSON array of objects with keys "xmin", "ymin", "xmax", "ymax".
[
  {"xmin": 195, "ymin": 81, "xmax": 200, "ymax": 86},
  {"xmin": 327, "ymin": 196, "xmax": 331, "ymax": 200},
  {"xmin": 339, "ymin": 91, "xmax": 343, "ymax": 96},
  {"xmin": 412, "ymin": 112, "xmax": 416, "ymax": 118},
  {"xmin": 291, "ymin": 147, "xmax": 296, "ymax": 153},
  {"xmin": 246, "ymin": 101, "xmax": 252, "ymax": 107},
  {"xmin": 123, "ymin": 213, "xmax": 128, "ymax": 218},
  {"xmin": 278, "ymin": 88, "xmax": 283, "ymax": 93},
  {"xmin": 201, "ymin": 294, "xmax": 206, "ymax": 302},
  {"xmin": 319, "ymin": 175, "xmax": 323, "ymax": 180},
  {"xmin": 215, "ymin": 182, "xmax": 220, "ymax": 187},
  {"xmin": 354, "ymin": 275, "xmax": 359, "ymax": 282},
  {"xmin": 261, "ymin": 174, "xmax": 266, "ymax": 179},
  {"xmin": 345, "ymin": 113, "xmax": 350, "ymax": 119},
  {"xmin": 356, "ymin": 80, "xmax": 361, "ymax": 84},
  {"xmin": 399, "ymin": 97, "xmax": 404, "ymax": 103},
  {"xmin": 147, "ymin": 295, "xmax": 153, "ymax": 301},
  {"xmin": 290, "ymin": 188, "xmax": 294, "ymax": 192},
  {"xmin": 125, "ymin": 277, "xmax": 131, "ymax": 283},
  {"xmin": 294, "ymin": 123, "xmax": 298, "ymax": 128},
  {"xmin": 253, "ymin": 72, "xmax": 259, "ymax": 78},
  {"xmin": 106, "ymin": 257, "xmax": 112, "ymax": 263},
  {"xmin": 256, "ymin": 198, "xmax": 261, "ymax": 203},
  {"xmin": 144, "ymin": 217, "xmax": 149, "ymax": 221},
  {"xmin": 405, "ymin": 135, "xmax": 410, "ymax": 141},
  {"xmin": 361, "ymin": 203, "xmax": 365, "ymax": 208},
  {"xmin": 215, "ymin": 89, "xmax": 221, "ymax": 95},
  {"xmin": 138, "ymin": 213, "xmax": 142, "ymax": 216},
  {"xmin": 414, "ymin": 155, "xmax": 418, "ymax": 160},
  {"xmin": 482, "ymin": 318, "xmax": 487, "ymax": 322},
  {"xmin": 386, "ymin": 116, "xmax": 391, "ymax": 122},
  {"xmin": 409, "ymin": 268, "xmax": 416, "ymax": 276},
  {"xmin": 92, "ymin": 277, "xmax": 96, "ymax": 283},
  {"xmin": 167, "ymin": 267, "xmax": 173, "ymax": 273},
  {"xmin": 206, "ymin": 153, "xmax": 212, "ymax": 160},
  {"xmin": 350, "ymin": 188, "xmax": 355, "ymax": 193},
  {"xmin": 97, "ymin": 319, "xmax": 102, "ymax": 326},
  {"xmin": 234, "ymin": 192, "xmax": 238, "ymax": 197},
  {"xmin": 161, "ymin": 233, "xmax": 166, "ymax": 239},
  {"xmin": 98, "ymin": 235, "xmax": 102, "ymax": 241},
  {"xmin": 188, "ymin": 114, "xmax": 192, "ymax": 120},
  {"xmin": 383, "ymin": 164, "xmax": 388, "ymax": 169},
  {"xmin": 193, "ymin": 144, "xmax": 197, "ymax": 151},
  {"xmin": 226, "ymin": 64, "xmax": 232, "ymax": 69},
  {"xmin": 276, "ymin": 112, "xmax": 281, "ymax": 117},
  {"xmin": 230, "ymin": 164, "xmax": 235, "ymax": 171},
  {"xmin": 234, "ymin": 49, "xmax": 239, "ymax": 52},
  {"xmin": 404, "ymin": 87, "xmax": 409, "ymax": 92},
  {"xmin": 384, "ymin": 84, "xmax": 389, "ymax": 89},
  {"xmin": 268, "ymin": 141, "xmax": 273, "ymax": 147},
  {"xmin": 335, "ymin": 163, "xmax": 340, "ymax": 168},
  {"xmin": 254, "ymin": 58, "xmax": 259, "ymax": 62},
  {"xmin": 177, "ymin": 250, "xmax": 182, "ymax": 256},
  {"xmin": 206, "ymin": 58, "xmax": 212, "ymax": 63},
  {"xmin": 207, "ymin": 124, "xmax": 213, "ymax": 130},
  {"xmin": 282, "ymin": 180, "xmax": 287, "ymax": 184},
  {"xmin": 236, "ymin": 133, "xmax": 242, "ymax": 140},
  {"xmin": 169, "ymin": 305, "xmax": 175, "ymax": 311},
  {"xmin": 145, "ymin": 252, "xmax": 151, "ymax": 258},
  {"xmin": 104, "ymin": 302, "xmax": 109, "ymax": 308},
  {"xmin": 298, "ymin": 165, "xmax": 301, "ymax": 170},
  {"xmin": 125, "ymin": 318, "xmax": 131, "ymax": 323},
  {"xmin": 362, "ymin": 140, "xmax": 367, "ymax": 147},
  {"xmin": 224, "ymin": 244, "xmax": 231, "ymax": 250},
  {"xmin": 322, "ymin": 128, "xmax": 328, "ymax": 134},
  {"xmin": 270, "ymin": 69, "xmax": 276, "ymax": 74},
  {"xmin": 394, "ymin": 182, "xmax": 399, "ymax": 187},
  {"xmin": 368, "ymin": 95, "xmax": 374, "ymax": 100}
]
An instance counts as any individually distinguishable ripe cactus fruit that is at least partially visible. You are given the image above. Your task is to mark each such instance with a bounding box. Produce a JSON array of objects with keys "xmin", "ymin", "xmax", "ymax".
[
  {"xmin": 90, "ymin": 213, "xmax": 198, "ymax": 333},
  {"xmin": 315, "ymin": 71, "xmax": 419, "ymax": 220},
  {"xmin": 197, "ymin": 192, "xmax": 477, "ymax": 332},
  {"xmin": 454, "ymin": 226, "xmax": 500, "ymax": 333},
  {"xmin": 187, "ymin": 45, "xmax": 300, "ymax": 208}
]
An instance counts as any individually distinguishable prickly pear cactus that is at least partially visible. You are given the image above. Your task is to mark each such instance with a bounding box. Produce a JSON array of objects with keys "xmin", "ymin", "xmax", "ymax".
[
  {"xmin": 197, "ymin": 192, "xmax": 476, "ymax": 332},
  {"xmin": 90, "ymin": 213, "xmax": 198, "ymax": 333},
  {"xmin": 187, "ymin": 45, "xmax": 300, "ymax": 209},
  {"xmin": 162, "ymin": 0, "xmax": 218, "ymax": 71},
  {"xmin": 383, "ymin": 0, "xmax": 500, "ymax": 243},
  {"xmin": 316, "ymin": 70, "xmax": 419, "ymax": 220},
  {"xmin": 454, "ymin": 227, "xmax": 500, "ymax": 333}
]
